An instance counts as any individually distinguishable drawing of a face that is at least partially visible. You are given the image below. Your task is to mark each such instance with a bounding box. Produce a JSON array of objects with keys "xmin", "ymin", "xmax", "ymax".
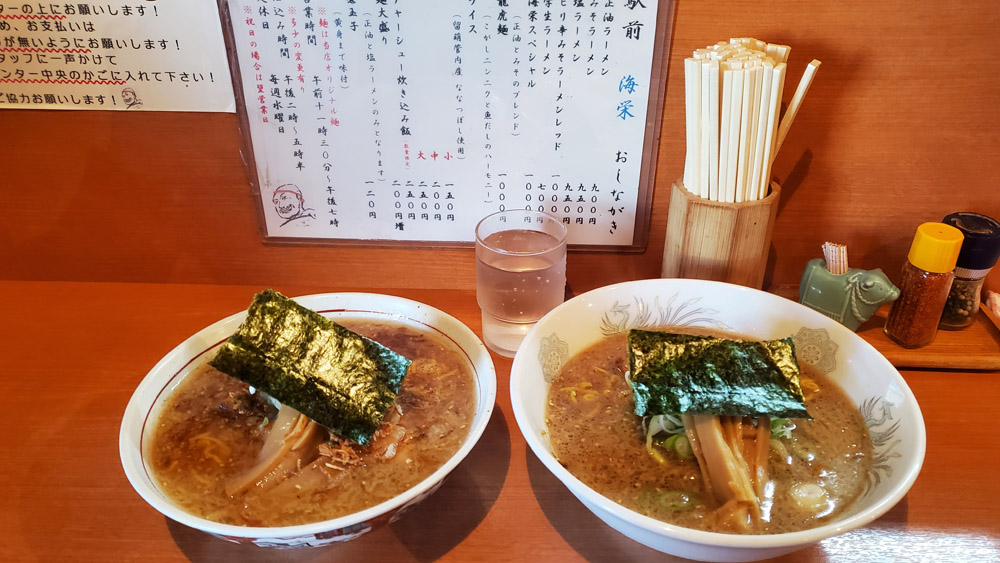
[
  {"xmin": 273, "ymin": 184, "xmax": 305, "ymax": 220},
  {"xmin": 122, "ymin": 88, "xmax": 138, "ymax": 106}
]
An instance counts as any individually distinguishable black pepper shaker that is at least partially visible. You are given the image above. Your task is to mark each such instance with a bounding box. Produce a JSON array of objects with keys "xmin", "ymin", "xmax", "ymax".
[
  {"xmin": 939, "ymin": 212, "xmax": 1000, "ymax": 330},
  {"xmin": 884, "ymin": 222, "xmax": 964, "ymax": 348}
]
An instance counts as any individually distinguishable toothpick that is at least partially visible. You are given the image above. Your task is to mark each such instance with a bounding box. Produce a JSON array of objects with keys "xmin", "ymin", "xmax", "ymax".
[{"xmin": 822, "ymin": 242, "xmax": 849, "ymax": 275}]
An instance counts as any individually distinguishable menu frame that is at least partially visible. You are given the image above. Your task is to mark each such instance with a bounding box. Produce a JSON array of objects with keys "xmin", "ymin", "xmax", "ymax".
[{"xmin": 218, "ymin": 0, "xmax": 675, "ymax": 251}]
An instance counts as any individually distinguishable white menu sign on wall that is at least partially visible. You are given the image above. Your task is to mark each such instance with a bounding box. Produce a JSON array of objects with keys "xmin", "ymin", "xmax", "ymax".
[{"xmin": 226, "ymin": 0, "xmax": 671, "ymax": 248}]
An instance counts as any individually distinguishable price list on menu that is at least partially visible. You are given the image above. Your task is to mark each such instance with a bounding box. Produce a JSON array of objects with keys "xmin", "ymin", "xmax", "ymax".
[{"xmin": 224, "ymin": 0, "xmax": 670, "ymax": 248}]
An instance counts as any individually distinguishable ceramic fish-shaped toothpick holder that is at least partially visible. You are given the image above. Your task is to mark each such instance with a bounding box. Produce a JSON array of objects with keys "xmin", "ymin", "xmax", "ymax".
[{"xmin": 798, "ymin": 258, "xmax": 900, "ymax": 331}]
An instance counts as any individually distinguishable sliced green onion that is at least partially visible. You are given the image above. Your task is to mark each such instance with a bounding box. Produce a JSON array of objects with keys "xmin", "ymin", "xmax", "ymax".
[
  {"xmin": 770, "ymin": 417, "xmax": 795, "ymax": 440},
  {"xmin": 641, "ymin": 489, "xmax": 701, "ymax": 511},
  {"xmin": 645, "ymin": 414, "xmax": 692, "ymax": 463},
  {"xmin": 671, "ymin": 434, "xmax": 694, "ymax": 459},
  {"xmin": 659, "ymin": 490, "xmax": 700, "ymax": 510},
  {"xmin": 651, "ymin": 433, "xmax": 694, "ymax": 460}
]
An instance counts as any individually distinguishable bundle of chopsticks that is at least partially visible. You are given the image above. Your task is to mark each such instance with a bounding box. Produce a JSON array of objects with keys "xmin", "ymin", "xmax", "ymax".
[{"xmin": 682, "ymin": 37, "xmax": 821, "ymax": 203}]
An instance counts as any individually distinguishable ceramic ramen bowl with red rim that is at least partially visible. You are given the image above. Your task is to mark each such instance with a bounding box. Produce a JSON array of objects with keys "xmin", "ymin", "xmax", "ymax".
[
  {"xmin": 120, "ymin": 293, "xmax": 497, "ymax": 548},
  {"xmin": 510, "ymin": 278, "xmax": 925, "ymax": 562}
]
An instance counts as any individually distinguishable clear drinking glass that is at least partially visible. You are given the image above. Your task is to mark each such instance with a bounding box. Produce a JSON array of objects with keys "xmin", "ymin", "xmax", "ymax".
[{"xmin": 475, "ymin": 209, "xmax": 568, "ymax": 357}]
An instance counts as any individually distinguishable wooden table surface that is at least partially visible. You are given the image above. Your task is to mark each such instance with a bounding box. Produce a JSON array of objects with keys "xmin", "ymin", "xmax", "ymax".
[{"xmin": 3, "ymin": 281, "xmax": 998, "ymax": 563}]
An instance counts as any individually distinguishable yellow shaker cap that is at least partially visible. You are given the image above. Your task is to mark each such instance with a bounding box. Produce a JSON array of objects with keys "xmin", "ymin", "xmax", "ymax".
[{"xmin": 907, "ymin": 222, "xmax": 964, "ymax": 273}]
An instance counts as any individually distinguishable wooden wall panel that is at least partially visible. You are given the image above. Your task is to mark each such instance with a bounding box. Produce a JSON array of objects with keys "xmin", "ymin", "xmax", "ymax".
[{"xmin": 2, "ymin": 1, "xmax": 998, "ymax": 293}]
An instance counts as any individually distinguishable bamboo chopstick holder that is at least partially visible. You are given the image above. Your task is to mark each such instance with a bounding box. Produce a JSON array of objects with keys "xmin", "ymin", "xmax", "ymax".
[
  {"xmin": 661, "ymin": 178, "xmax": 781, "ymax": 289},
  {"xmin": 668, "ymin": 38, "xmax": 819, "ymax": 289}
]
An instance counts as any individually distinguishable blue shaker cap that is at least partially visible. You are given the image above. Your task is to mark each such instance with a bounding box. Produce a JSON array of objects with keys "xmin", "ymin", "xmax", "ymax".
[{"xmin": 942, "ymin": 212, "xmax": 1000, "ymax": 270}]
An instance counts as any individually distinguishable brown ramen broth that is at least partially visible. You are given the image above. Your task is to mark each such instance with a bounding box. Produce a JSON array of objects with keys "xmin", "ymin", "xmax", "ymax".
[
  {"xmin": 149, "ymin": 319, "xmax": 476, "ymax": 527},
  {"xmin": 546, "ymin": 328, "xmax": 872, "ymax": 534}
]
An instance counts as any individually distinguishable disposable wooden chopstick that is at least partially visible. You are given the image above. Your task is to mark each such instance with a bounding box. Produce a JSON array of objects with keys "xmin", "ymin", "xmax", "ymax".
[
  {"xmin": 724, "ymin": 63, "xmax": 744, "ymax": 203},
  {"xmin": 718, "ymin": 66, "xmax": 734, "ymax": 203},
  {"xmin": 684, "ymin": 38, "xmax": 817, "ymax": 203},
  {"xmin": 706, "ymin": 59, "xmax": 720, "ymax": 202},
  {"xmin": 699, "ymin": 60, "xmax": 712, "ymax": 198},
  {"xmin": 774, "ymin": 59, "xmax": 821, "ymax": 157},
  {"xmin": 747, "ymin": 61, "xmax": 764, "ymax": 200},
  {"xmin": 735, "ymin": 60, "xmax": 757, "ymax": 202},
  {"xmin": 683, "ymin": 57, "xmax": 701, "ymax": 193},
  {"xmin": 749, "ymin": 61, "xmax": 775, "ymax": 200},
  {"xmin": 773, "ymin": 44, "xmax": 791, "ymax": 64},
  {"xmin": 759, "ymin": 62, "xmax": 786, "ymax": 194}
]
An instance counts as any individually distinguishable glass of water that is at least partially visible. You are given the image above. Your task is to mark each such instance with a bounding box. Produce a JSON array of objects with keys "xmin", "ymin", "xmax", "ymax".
[{"xmin": 475, "ymin": 209, "xmax": 568, "ymax": 357}]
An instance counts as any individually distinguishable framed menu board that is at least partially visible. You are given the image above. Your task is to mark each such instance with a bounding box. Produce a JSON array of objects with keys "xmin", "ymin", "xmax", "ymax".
[{"xmin": 220, "ymin": 0, "xmax": 674, "ymax": 250}]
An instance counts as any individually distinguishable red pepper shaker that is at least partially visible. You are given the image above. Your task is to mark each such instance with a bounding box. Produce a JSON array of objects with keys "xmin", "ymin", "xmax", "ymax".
[{"xmin": 884, "ymin": 222, "xmax": 964, "ymax": 348}]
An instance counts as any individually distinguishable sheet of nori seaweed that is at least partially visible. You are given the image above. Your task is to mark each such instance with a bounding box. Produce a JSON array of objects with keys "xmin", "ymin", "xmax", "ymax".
[
  {"xmin": 628, "ymin": 329, "xmax": 810, "ymax": 419},
  {"xmin": 209, "ymin": 289, "xmax": 411, "ymax": 445}
]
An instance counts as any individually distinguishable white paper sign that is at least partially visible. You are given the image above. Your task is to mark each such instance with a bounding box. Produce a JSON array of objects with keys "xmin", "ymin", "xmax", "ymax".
[
  {"xmin": 230, "ymin": 0, "xmax": 664, "ymax": 246},
  {"xmin": 0, "ymin": 0, "xmax": 235, "ymax": 112}
]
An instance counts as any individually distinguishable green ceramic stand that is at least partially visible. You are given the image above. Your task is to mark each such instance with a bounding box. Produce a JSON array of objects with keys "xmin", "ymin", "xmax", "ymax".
[{"xmin": 798, "ymin": 258, "xmax": 900, "ymax": 331}]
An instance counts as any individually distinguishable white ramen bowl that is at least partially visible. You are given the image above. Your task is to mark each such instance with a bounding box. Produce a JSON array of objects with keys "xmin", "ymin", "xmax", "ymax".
[
  {"xmin": 510, "ymin": 278, "xmax": 925, "ymax": 562},
  {"xmin": 120, "ymin": 292, "xmax": 497, "ymax": 548}
]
